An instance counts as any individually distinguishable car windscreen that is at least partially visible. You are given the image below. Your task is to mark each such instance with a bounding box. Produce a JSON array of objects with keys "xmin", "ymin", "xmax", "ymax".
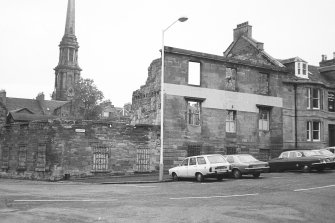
[
  {"xmin": 236, "ymin": 155, "xmax": 258, "ymax": 162},
  {"xmin": 207, "ymin": 155, "xmax": 227, "ymax": 164}
]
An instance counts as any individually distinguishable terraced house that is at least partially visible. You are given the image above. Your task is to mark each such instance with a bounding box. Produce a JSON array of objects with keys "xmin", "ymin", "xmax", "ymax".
[{"xmin": 132, "ymin": 22, "xmax": 335, "ymax": 171}]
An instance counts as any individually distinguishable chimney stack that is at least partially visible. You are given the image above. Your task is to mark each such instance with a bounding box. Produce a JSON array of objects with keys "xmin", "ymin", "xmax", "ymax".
[
  {"xmin": 322, "ymin": 54, "xmax": 327, "ymax": 61},
  {"xmin": 233, "ymin": 22, "xmax": 252, "ymax": 41},
  {"xmin": 333, "ymin": 52, "xmax": 335, "ymax": 59},
  {"xmin": 36, "ymin": 92, "xmax": 45, "ymax": 102},
  {"xmin": 0, "ymin": 90, "xmax": 6, "ymax": 105}
]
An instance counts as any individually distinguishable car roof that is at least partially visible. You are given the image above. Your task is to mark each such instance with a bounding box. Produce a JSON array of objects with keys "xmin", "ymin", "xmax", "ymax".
[{"xmin": 186, "ymin": 154, "xmax": 223, "ymax": 159}]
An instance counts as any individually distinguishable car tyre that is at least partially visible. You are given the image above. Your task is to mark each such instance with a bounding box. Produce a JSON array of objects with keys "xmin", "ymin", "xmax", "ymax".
[
  {"xmin": 232, "ymin": 169, "xmax": 242, "ymax": 179},
  {"xmin": 196, "ymin": 173, "xmax": 204, "ymax": 182},
  {"xmin": 253, "ymin": 173, "xmax": 260, "ymax": 178},
  {"xmin": 172, "ymin": 173, "xmax": 179, "ymax": 181},
  {"xmin": 302, "ymin": 165, "xmax": 311, "ymax": 173}
]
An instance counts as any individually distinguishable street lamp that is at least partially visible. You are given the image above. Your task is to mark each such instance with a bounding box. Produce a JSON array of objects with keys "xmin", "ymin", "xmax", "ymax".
[{"xmin": 159, "ymin": 16, "xmax": 188, "ymax": 181}]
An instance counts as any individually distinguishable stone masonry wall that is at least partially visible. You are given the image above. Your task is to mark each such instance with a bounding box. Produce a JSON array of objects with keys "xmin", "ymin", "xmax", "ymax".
[{"xmin": 0, "ymin": 120, "xmax": 160, "ymax": 181}]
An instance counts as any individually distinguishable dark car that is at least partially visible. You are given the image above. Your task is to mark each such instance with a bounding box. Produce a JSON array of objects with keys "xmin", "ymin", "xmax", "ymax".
[
  {"xmin": 223, "ymin": 154, "xmax": 269, "ymax": 179},
  {"xmin": 312, "ymin": 149, "xmax": 335, "ymax": 169},
  {"xmin": 268, "ymin": 150, "xmax": 331, "ymax": 172}
]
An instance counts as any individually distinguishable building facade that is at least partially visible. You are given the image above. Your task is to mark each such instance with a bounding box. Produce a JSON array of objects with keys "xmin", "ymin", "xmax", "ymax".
[{"xmin": 132, "ymin": 22, "xmax": 335, "ymax": 171}]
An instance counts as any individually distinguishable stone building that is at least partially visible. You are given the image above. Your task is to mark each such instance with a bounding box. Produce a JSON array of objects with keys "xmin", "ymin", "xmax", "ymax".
[{"xmin": 132, "ymin": 22, "xmax": 335, "ymax": 171}]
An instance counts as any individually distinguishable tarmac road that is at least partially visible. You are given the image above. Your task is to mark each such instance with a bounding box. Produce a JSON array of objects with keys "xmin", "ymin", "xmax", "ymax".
[{"xmin": 1, "ymin": 171, "xmax": 335, "ymax": 223}]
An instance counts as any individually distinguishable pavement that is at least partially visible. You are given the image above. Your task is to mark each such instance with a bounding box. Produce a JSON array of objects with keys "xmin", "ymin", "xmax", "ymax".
[{"xmin": 68, "ymin": 172, "xmax": 173, "ymax": 184}]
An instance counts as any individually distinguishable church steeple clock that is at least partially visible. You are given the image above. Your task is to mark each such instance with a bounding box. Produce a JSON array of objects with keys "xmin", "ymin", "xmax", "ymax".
[{"xmin": 53, "ymin": 0, "xmax": 81, "ymax": 101}]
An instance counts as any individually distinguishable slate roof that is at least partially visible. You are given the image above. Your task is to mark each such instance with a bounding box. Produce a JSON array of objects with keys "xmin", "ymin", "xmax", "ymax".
[{"xmin": 8, "ymin": 112, "xmax": 57, "ymax": 122}]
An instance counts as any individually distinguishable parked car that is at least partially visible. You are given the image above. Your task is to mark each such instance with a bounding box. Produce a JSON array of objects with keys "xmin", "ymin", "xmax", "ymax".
[
  {"xmin": 312, "ymin": 149, "xmax": 335, "ymax": 169},
  {"xmin": 168, "ymin": 154, "xmax": 231, "ymax": 182},
  {"xmin": 268, "ymin": 150, "xmax": 332, "ymax": 172},
  {"xmin": 222, "ymin": 154, "xmax": 269, "ymax": 179},
  {"xmin": 324, "ymin": 147, "xmax": 335, "ymax": 154}
]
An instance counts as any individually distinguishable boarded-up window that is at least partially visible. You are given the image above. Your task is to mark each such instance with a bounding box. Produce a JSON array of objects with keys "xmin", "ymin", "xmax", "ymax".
[
  {"xmin": 136, "ymin": 147, "xmax": 150, "ymax": 172},
  {"xmin": 18, "ymin": 145, "xmax": 27, "ymax": 170},
  {"xmin": 92, "ymin": 146, "xmax": 109, "ymax": 172},
  {"xmin": 35, "ymin": 144, "xmax": 46, "ymax": 172}
]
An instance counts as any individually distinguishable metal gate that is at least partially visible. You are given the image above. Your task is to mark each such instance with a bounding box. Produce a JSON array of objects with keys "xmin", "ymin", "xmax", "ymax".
[
  {"xmin": 136, "ymin": 147, "xmax": 150, "ymax": 172},
  {"xmin": 92, "ymin": 146, "xmax": 109, "ymax": 172}
]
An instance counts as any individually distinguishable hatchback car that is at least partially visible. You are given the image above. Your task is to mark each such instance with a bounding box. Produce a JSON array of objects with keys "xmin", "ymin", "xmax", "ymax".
[
  {"xmin": 268, "ymin": 150, "xmax": 331, "ymax": 172},
  {"xmin": 168, "ymin": 154, "xmax": 231, "ymax": 182},
  {"xmin": 223, "ymin": 154, "xmax": 269, "ymax": 179}
]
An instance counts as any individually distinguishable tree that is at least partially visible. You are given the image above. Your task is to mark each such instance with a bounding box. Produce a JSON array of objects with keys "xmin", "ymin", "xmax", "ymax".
[{"xmin": 72, "ymin": 78, "xmax": 104, "ymax": 120}]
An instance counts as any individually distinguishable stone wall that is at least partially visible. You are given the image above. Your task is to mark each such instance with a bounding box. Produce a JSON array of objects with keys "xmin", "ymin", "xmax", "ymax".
[
  {"xmin": 131, "ymin": 59, "xmax": 161, "ymax": 125},
  {"xmin": 0, "ymin": 120, "xmax": 160, "ymax": 181}
]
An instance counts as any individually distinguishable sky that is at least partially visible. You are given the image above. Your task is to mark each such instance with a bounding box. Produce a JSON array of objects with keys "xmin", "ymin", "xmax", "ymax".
[{"xmin": 1, "ymin": 0, "xmax": 335, "ymax": 107}]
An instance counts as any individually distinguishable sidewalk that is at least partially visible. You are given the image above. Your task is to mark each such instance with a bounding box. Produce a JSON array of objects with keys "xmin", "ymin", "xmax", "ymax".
[{"xmin": 69, "ymin": 173, "xmax": 173, "ymax": 184}]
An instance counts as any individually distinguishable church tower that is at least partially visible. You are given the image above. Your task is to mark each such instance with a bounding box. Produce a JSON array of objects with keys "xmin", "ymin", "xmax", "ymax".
[{"xmin": 53, "ymin": 0, "xmax": 81, "ymax": 101}]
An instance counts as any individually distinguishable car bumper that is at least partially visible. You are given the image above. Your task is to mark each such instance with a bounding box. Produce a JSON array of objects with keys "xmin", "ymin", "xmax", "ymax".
[{"xmin": 205, "ymin": 170, "xmax": 230, "ymax": 177}]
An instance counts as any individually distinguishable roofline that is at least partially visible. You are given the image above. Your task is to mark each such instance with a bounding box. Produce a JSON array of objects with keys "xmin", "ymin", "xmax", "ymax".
[{"xmin": 164, "ymin": 46, "xmax": 288, "ymax": 73}]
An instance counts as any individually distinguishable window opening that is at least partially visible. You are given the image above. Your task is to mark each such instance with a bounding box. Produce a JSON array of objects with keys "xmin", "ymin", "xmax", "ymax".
[{"xmin": 188, "ymin": 62, "xmax": 200, "ymax": 85}]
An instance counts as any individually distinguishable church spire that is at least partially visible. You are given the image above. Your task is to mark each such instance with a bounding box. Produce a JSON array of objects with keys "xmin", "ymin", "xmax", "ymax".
[
  {"xmin": 64, "ymin": 0, "xmax": 75, "ymax": 36},
  {"xmin": 53, "ymin": 0, "xmax": 81, "ymax": 101}
]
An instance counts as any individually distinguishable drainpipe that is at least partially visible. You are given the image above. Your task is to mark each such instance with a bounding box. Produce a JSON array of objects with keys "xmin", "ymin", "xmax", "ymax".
[{"xmin": 294, "ymin": 84, "xmax": 298, "ymax": 148}]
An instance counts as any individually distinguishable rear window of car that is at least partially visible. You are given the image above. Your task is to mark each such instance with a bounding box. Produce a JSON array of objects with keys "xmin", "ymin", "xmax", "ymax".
[
  {"xmin": 207, "ymin": 155, "xmax": 227, "ymax": 164},
  {"xmin": 197, "ymin": 157, "xmax": 206, "ymax": 165},
  {"xmin": 236, "ymin": 155, "xmax": 257, "ymax": 162}
]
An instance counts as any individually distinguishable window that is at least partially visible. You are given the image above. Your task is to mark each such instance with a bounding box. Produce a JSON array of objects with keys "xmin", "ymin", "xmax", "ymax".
[
  {"xmin": 307, "ymin": 121, "xmax": 321, "ymax": 141},
  {"xmin": 187, "ymin": 144, "xmax": 201, "ymax": 156},
  {"xmin": 259, "ymin": 108, "xmax": 269, "ymax": 131},
  {"xmin": 181, "ymin": 158, "xmax": 189, "ymax": 166},
  {"xmin": 136, "ymin": 147, "xmax": 150, "ymax": 172},
  {"xmin": 226, "ymin": 110, "xmax": 236, "ymax": 133},
  {"xmin": 280, "ymin": 152, "xmax": 288, "ymax": 159},
  {"xmin": 226, "ymin": 147, "xmax": 237, "ymax": 155},
  {"xmin": 187, "ymin": 101, "xmax": 201, "ymax": 126},
  {"xmin": 226, "ymin": 156, "xmax": 235, "ymax": 163},
  {"xmin": 307, "ymin": 88, "xmax": 321, "ymax": 110},
  {"xmin": 35, "ymin": 144, "xmax": 46, "ymax": 172},
  {"xmin": 225, "ymin": 68, "xmax": 236, "ymax": 91},
  {"xmin": 92, "ymin": 145, "xmax": 109, "ymax": 172},
  {"xmin": 295, "ymin": 62, "xmax": 308, "ymax": 78},
  {"xmin": 328, "ymin": 92, "xmax": 335, "ymax": 112},
  {"xmin": 312, "ymin": 121, "xmax": 321, "ymax": 141},
  {"xmin": 302, "ymin": 63, "xmax": 307, "ymax": 75},
  {"xmin": 189, "ymin": 158, "xmax": 197, "ymax": 166},
  {"xmin": 307, "ymin": 121, "xmax": 311, "ymax": 141},
  {"xmin": 258, "ymin": 73, "xmax": 269, "ymax": 95},
  {"xmin": 188, "ymin": 61, "xmax": 200, "ymax": 85},
  {"xmin": 197, "ymin": 157, "xmax": 206, "ymax": 165}
]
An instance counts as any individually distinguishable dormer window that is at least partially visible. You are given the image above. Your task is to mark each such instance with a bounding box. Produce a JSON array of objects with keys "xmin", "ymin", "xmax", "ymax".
[{"xmin": 295, "ymin": 61, "xmax": 308, "ymax": 78}]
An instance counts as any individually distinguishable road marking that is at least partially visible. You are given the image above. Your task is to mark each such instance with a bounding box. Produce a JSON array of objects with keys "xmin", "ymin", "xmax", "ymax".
[
  {"xmin": 120, "ymin": 185, "xmax": 157, "ymax": 188},
  {"xmin": 13, "ymin": 199, "xmax": 117, "ymax": 202},
  {"xmin": 170, "ymin": 193, "xmax": 259, "ymax": 200},
  {"xmin": 294, "ymin": 184, "xmax": 335, "ymax": 192}
]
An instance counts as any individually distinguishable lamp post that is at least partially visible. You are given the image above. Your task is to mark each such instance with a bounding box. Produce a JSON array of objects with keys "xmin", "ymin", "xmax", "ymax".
[{"xmin": 159, "ymin": 17, "xmax": 188, "ymax": 181}]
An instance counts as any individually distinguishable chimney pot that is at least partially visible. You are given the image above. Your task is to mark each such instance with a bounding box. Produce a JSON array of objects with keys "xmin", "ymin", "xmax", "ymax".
[
  {"xmin": 0, "ymin": 90, "xmax": 6, "ymax": 105},
  {"xmin": 333, "ymin": 52, "xmax": 335, "ymax": 59},
  {"xmin": 233, "ymin": 21, "xmax": 252, "ymax": 41},
  {"xmin": 322, "ymin": 54, "xmax": 327, "ymax": 61}
]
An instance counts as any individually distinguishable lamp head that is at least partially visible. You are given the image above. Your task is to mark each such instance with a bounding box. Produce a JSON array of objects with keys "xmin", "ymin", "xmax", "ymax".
[{"xmin": 178, "ymin": 17, "xmax": 188, "ymax": 22}]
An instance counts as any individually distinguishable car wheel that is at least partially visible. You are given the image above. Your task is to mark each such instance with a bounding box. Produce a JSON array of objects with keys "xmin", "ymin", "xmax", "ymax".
[
  {"xmin": 253, "ymin": 173, "xmax": 260, "ymax": 178},
  {"xmin": 232, "ymin": 169, "xmax": 242, "ymax": 179},
  {"xmin": 196, "ymin": 173, "xmax": 204, "ymax": 182},
  {"xmin": 302, "ymin": 165, "xmax": 311, "ymax": 173},
  {"xmin": 172, "ymin": 173, "xmax": 178, "ymax": 181},
  {"xmin": 217, "ymin": 175, "xmax": 224, "ymax": 181}
]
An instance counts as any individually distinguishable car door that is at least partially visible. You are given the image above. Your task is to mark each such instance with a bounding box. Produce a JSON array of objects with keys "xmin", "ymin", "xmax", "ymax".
[
  {"xmin": 187, "ymin": 157, "xmax": 198, "ymax": 177},
  {"xmin": 287, "ymin": 151, "xmax": 299, "ymax": 170},
  {"xmin": 178, "ymin": 158, "xmax": 189, "ymax": 178},
  {"xmin": 271, "ymin": 152, "xmax": 289, "ymax": 171}
]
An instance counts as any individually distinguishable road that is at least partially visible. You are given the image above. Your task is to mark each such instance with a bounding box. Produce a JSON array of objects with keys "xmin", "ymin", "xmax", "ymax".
[{"xmin": 1, "ymin": 171, "xmax": 335, "ymax": 223}]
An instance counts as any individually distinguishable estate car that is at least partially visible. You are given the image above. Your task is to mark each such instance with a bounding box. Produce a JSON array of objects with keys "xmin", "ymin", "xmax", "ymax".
[{"xmin": 168, "ymin": 154, "xmax": 231, "ymax": 182}]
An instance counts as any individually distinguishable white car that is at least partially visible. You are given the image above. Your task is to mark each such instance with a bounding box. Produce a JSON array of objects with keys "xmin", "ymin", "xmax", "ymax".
[{"xmin": 168, "ymin": 154, "xmax": 231, "ymax": 182}]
